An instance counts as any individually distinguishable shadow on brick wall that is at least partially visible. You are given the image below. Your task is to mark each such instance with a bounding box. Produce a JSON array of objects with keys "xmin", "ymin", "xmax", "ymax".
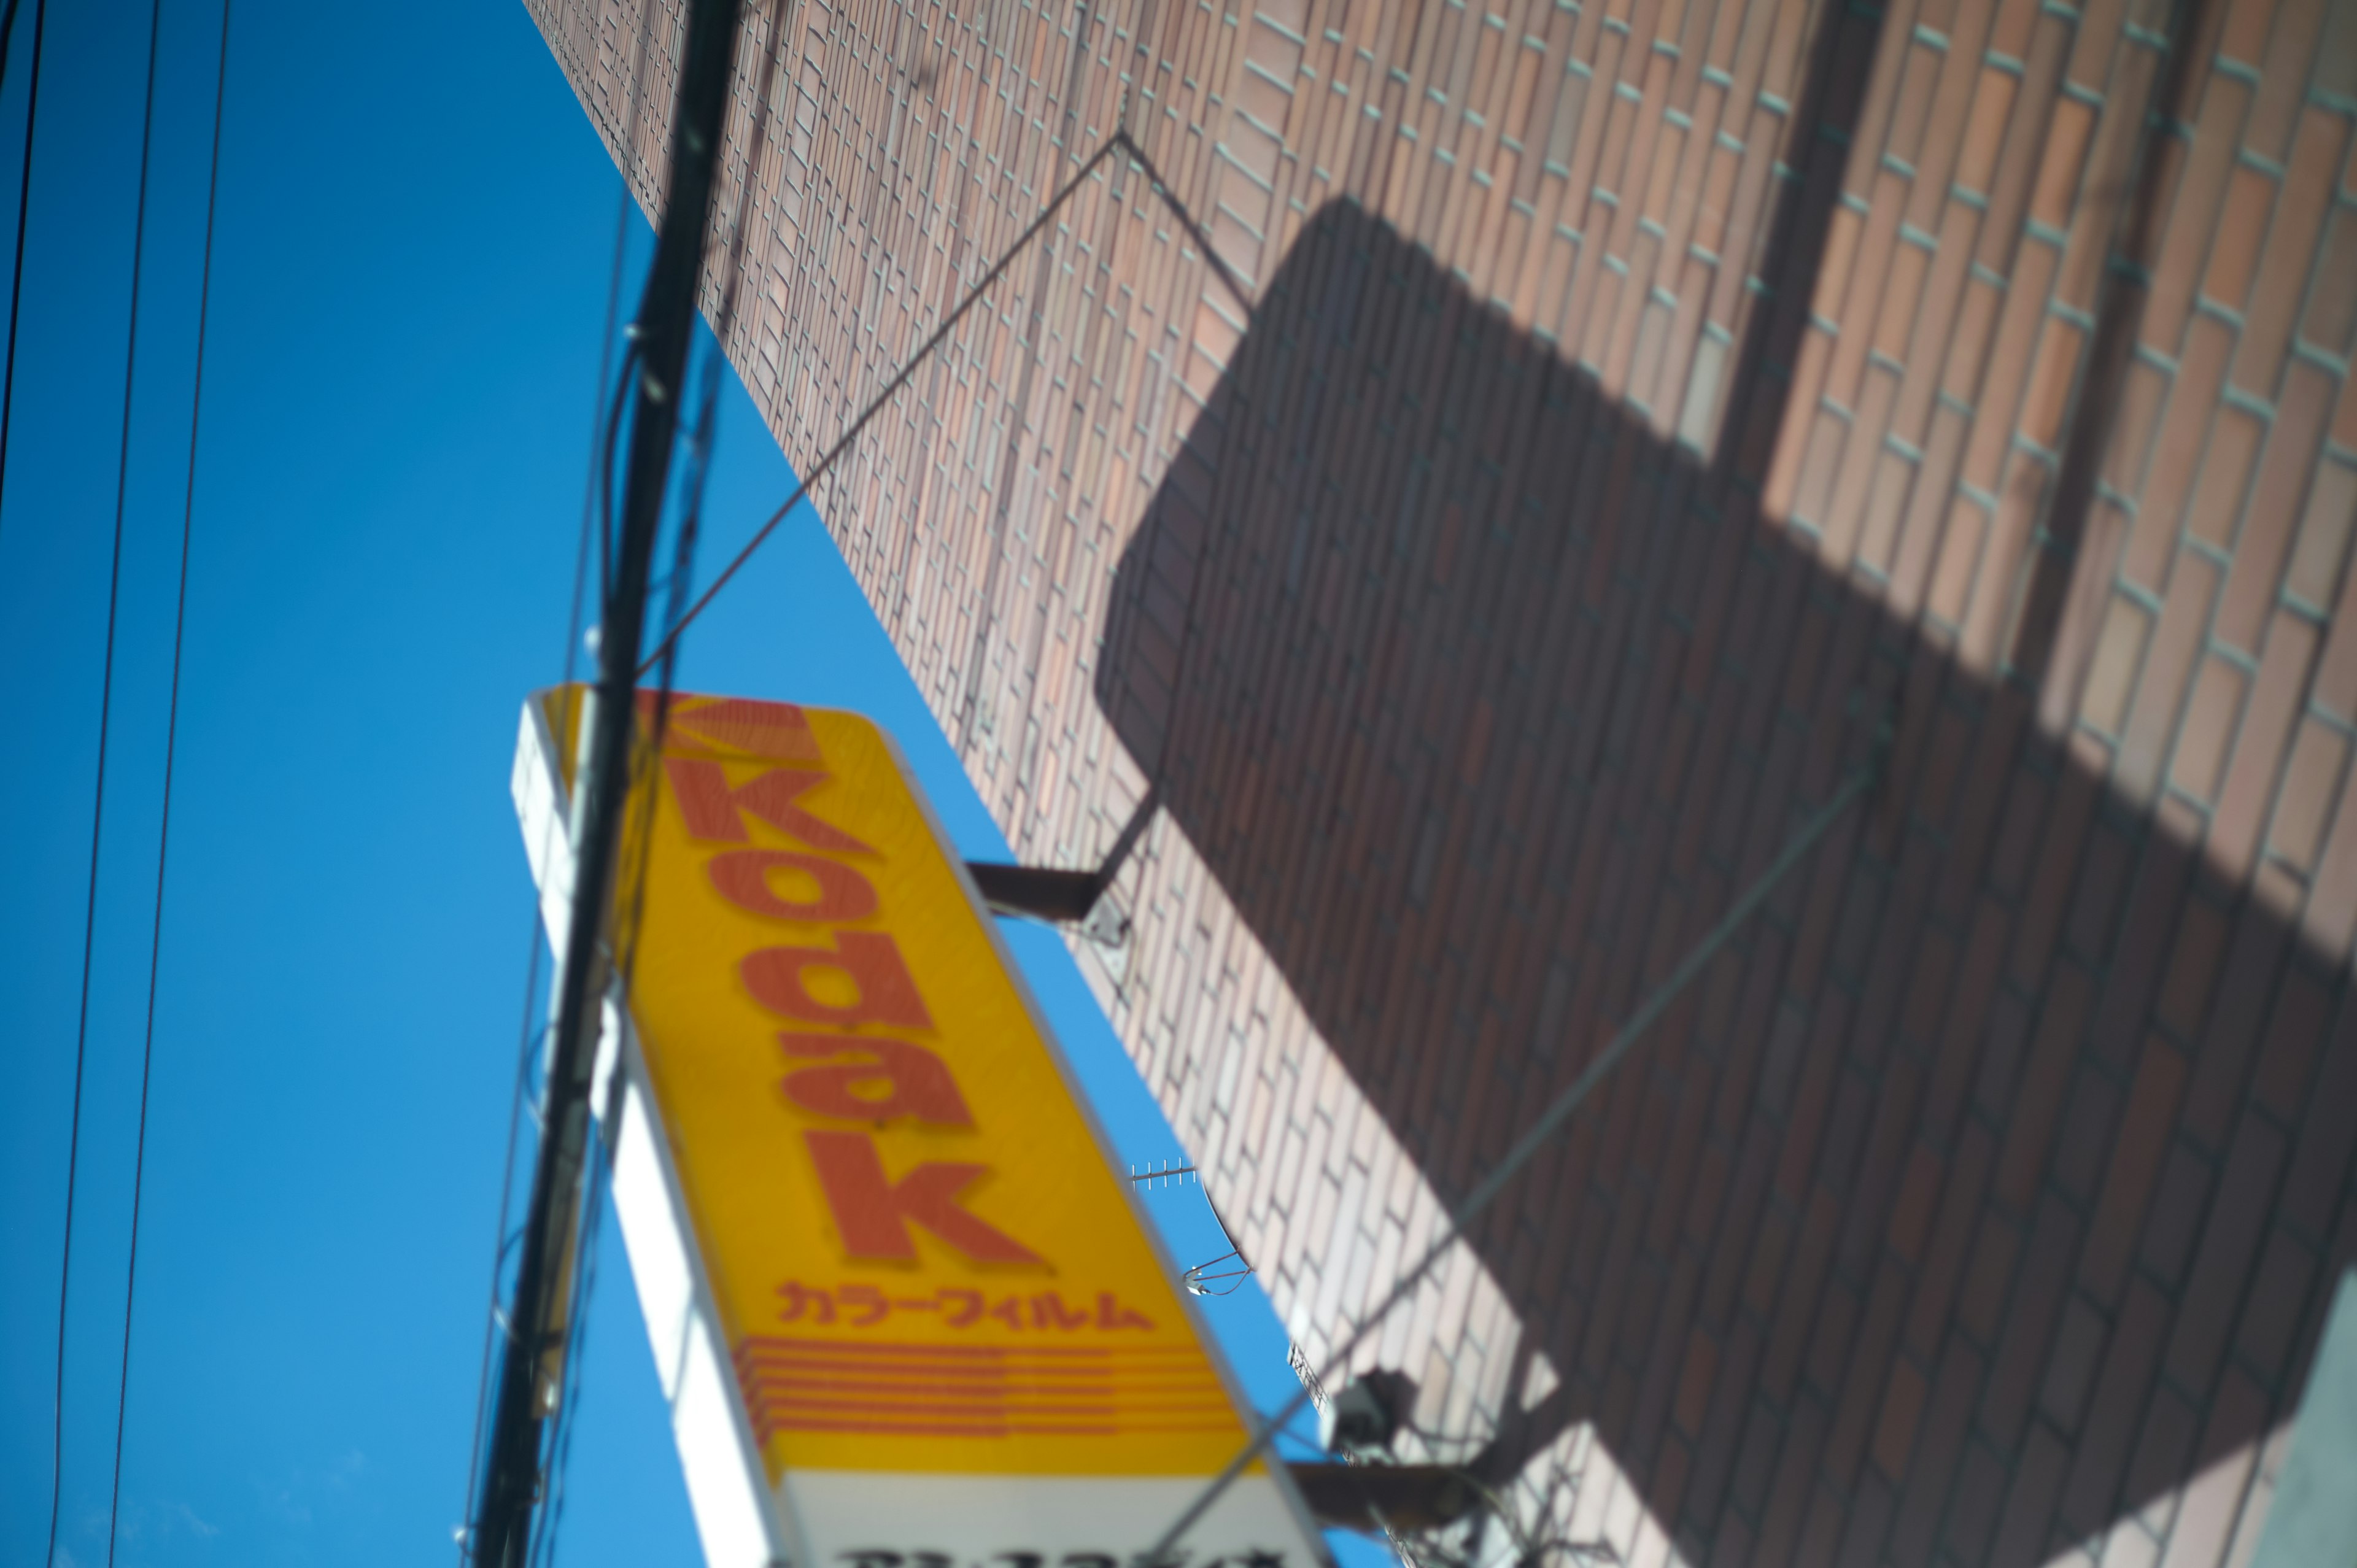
[{"xmin": 1091, "ymin": 192, "xmax": 2356, "ymax": 1568}]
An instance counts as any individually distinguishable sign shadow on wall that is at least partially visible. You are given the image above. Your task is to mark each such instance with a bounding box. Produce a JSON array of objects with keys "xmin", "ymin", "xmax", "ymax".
[{"xmin": 1087, "ymin": 136, "xmax": 2354, "ymax": 1568}]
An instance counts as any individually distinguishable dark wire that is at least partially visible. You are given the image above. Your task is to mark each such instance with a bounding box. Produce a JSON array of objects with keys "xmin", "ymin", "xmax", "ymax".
[
  {"xmin": 103, "ymin": 3, "xmax": 229, "ymax": 1562},
  {"xmin": 460, "ymin": 3, "xmax": 664, "ymax": 1548},
  {"xmin": 457, "ymin": 180, "xmax": 638, "ymax": 1568},
  {"xmin": 528, "ymin": 368, "xmax": 698, "ymax": 1568},
  {"xmin": 0, "ymin": 0, "xmax": 24, "ymax": 87},
  {"xmin": 635, "ymin": 128, "xmax": 1127, "ymax": 678},
  {"xmin": 610, "ymin": 0, "xmax": 784, "ymax": 1020},
  {"xmin": 525, "ymin": 594, "xmax": 658, "ymax": 1568},
  {"xmin": 573, "ymin": 0, "xmax": 657, "ymax": 693},
  {"xmin": 459, "ymin": 924, "xmax": 544, "ymax": 1562},
  {"xmin": 570, "ymin": 204, "xmax": 632, "ymax": 690},
  {"xmin": 525, "ymin": 1114, "xmax": 613, "ymax": 1568},
  {"xmin": 0, "ymin": 0, "xmax": 44, "ymax": 547},
  {"xmin": 606, "ymin": 334, "xmax": 716, "ymax": 1002},
  {"xmin": 525, "ymin": 7, "xmax": 786, "ymax": 1540},
  {"xmin": 596, "ymin": 341, "xmax": 638, "ymax": 614},
  {"xmin": 50, "ymin": 1, "xmax": 160, "ymax": 1563}
]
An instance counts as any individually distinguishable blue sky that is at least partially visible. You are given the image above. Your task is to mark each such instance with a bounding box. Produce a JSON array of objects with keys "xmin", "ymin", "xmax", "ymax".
[{"xmin": 0, "ymin": 4, "xmax": 1355, "ymax": 1566}]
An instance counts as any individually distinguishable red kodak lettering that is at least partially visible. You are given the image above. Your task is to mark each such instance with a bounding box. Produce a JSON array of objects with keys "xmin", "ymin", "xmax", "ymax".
[
  {"xmin": 779, "ymin": 1034, "xmax": 972, "ymax": 1125},
  {"xmin": 658, "ymin": 695, "xmax": 822, "ymax": 760},
  {"xmin": 741, "ymin": 932, "xmax": 934, "ymax": 1030},
  {"xmin": 708, "ymin": 849, "xmax": 878, "ymax": 923},
  {"xmin": 664, "ymin": 758, "xmax": 875, "ymax": 854},
  {"xmin": 804, "ymin": 1130, "xmax": 1041, "ymax": 1265}
]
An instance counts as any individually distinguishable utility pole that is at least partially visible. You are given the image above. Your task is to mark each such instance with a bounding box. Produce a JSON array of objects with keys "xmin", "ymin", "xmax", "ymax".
[{"xmin": 466, "ymin": 1, "xmax": 743, "ymax": 1562}]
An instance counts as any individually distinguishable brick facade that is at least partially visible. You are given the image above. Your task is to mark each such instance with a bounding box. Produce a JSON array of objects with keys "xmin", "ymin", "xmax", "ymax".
[{"xmin": 527, "ymin": 0, "xmax": 2357, "ymax": 1562}]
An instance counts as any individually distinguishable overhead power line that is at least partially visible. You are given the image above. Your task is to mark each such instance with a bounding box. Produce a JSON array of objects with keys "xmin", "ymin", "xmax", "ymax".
[
  {"xmin": 0, "ymin": 0, "xmax": 44, "ymax": 544},
  {"xmin": 0, "ymin": 0, "xmax": 26, "ymax": 83},
  {"xmin": 455, "ymin": 166, "xmax": 635, "ymax": 1568},
  {"xmin": 506, "ymin": 8, "xmax": 785, "ymax": 1559},
  {"xmin": 104, "ymin": 3, "xmax": 233, "ymax": 1564},
  {"xmin": 465, "ymin": 0, "xmax": 744, "ymax": 1560},
  {"xmin": 458, "ymin": 4, "xmax": 662, "ymax": 1549},
  {"xmin": 49, "ymin": 2, "xmax": 161, "ymax": 1564}
]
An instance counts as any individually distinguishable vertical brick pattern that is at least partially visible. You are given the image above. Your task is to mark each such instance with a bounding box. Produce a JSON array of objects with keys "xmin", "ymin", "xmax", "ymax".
[{"xmin": 526, "ymin": 0, "xmax": 2357, "ymax": 1564}]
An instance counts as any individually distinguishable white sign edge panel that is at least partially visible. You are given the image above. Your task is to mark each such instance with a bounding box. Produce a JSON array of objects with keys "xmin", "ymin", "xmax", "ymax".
[
  {"xmin": 780, "ymin": 1472, "xmax": 1317, "ymax": 1558},
  {"xmin": 509, "ymin": 698, "xmax": 1329, "ymax": 1568},
  {"xmin": 513, "ymin": 700, "xmax": 797, "ymax": 1568}
]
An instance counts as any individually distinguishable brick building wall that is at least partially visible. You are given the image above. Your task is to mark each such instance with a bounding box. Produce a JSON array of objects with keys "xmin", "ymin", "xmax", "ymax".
[{"xmin": 526, "ymin": 0, "xmax": 2357, "ymax": 1563}]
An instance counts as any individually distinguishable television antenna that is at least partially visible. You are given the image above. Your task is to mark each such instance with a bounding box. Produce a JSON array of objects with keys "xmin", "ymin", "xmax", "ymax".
[
  {"xmin": 1124, "ymin": 1161, "xmax": 1253, "ymax": 1294},
  {"xmin": 1126, "ymin": 1160, "xmax": 1197, "ymax": 1188}
]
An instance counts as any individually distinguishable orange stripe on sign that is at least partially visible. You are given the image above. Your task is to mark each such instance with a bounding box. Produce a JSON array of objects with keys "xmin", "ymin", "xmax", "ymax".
[
  {"xmin": 743, "ymin": 1412, "xmax": 1245, "ymax": 1441},
  {"xmin": 733, "ymin": 1353, "xmax": 1223, "ymax": 1383},
  {"xmin": 741, "ymin": 1375, "xmax": 1228, "ymax": 1401},
  {"xmin": 736, "ymin": 1335, "xmax": 1204, "ymax": 1360},
  {"xmin": 741, "ymin": 1362, "xmax": 1213, "ymax": 1384},
  {"xmin": 754, "ymin": 1400, "xmax": 1127, "ymax": 1422},
  {"xmin": 749, "ymin": 1415, "xmax": 1123, "ymax": 1439},
  {"xmin": 742, "ymin": 1393, "xmax": 1236, "ymax": 1419}
]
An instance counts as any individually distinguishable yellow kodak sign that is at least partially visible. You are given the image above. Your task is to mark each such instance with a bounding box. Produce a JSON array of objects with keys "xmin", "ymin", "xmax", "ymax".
[{"xmin": 522, "ymin": 688, "xmax": 1320, "ymax": 1564}]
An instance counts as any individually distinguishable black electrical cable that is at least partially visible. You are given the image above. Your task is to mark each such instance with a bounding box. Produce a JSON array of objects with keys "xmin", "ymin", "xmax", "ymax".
[
  {"xmin": 0, "ymin": 0, "xmax": 44, "ymax": 543},
  {"xmin": 524, "ymin": 1114, "xmax": 613, "ymax": 1568},
  {"xmin": 459, "ymin": 4, "xmax": 663, "ymax": 1545},
  {"xmin": 457, "ymin": 930, "xmax": 542, "ymax": 1566},
  {"xmin": 523, "ymin": 6, "xmax": 783, "ymax": 1539},
  {"xmin": 0, "ymin": 0, "xmax": 24, "ymax": 99},
  {"xmin": 570, "ymin": 192, "xmax": 633, "ymax": 689},
  {"xmin": 595, "ymin": 341, "xmax": 637, "ymax": 611},
  {"xmin": 576, "ymin": 0, "xmax": 657, "ymax": 686},
  {"xmin": 456, "ymin": 176, "xmax": 637, "ymax": 1568},
  {"xmin": 470, "ymin": 0, "xmax": 745, "ymax": 1554},
  {"xmin": 602, "ymin": 0, "xmax": 785, "ymax": 1119},
  {"xmin": 527, "ymin": 345, "xmax": 715, "ymax": 1568},
  {"xmin": 48, "ymin": 2, "xmax": 160, "ymax": 1563},
  {"xmin": 102, "ymin": 4, "xmax": 230, "ymax": 1562}
]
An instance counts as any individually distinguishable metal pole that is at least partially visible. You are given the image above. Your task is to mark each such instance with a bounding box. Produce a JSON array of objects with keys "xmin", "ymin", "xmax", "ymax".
[{"xmin": 468, "ymin": 1, "xmax": 743, "ymax": 1561}]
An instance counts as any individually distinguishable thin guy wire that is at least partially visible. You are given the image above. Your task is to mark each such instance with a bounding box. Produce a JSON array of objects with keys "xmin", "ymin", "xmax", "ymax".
[
  {"xmin": 525, "ymin": 1113, "xmax": 612, "ymax": 1568},
  {"xmin": 635, "ymin": 128, "xmax": 1126, "ymax": 678},
  {"xmin": 582, "ymin": 0, "xmax": 658, "ymax": 655},
  {"xmin": 461, "ymin": 31, "xmax": 657, "ymax": 1568},
  {"xmin": 457, "ymin": 161, "xmax": 637, "ymax": 1568},
  {"xmin": 590, "ymin": 6, "xmax": 672, "ymax": 622},
  {"xmin": 498, "ymin": 2, "xmax": 758, "ymax": 1552},
  {"xmin": 530, "ymin": 2, "xmax": 796, "ymax": 1527},
  {"xmin": 459, "ymin": 936, "xmax": 542, "ymax": 1555},
  {"xmin": 1143, "ymin": 758, "xmax": 1884, "ymax": 1562},
  {"xmin": 525, "ymin": 6, "xmax": 783, "ymax": 1540},
  {"xmin": 105, "ymin": 2, "xmax": 230, "ymax": 1560},
  {"xmin": 569, "ymin": 187, "xmax": 631, "ymax": 690},
  {"xmin": 526, "ymin": 326, "xmax": 718, "ymax": 1566},
  {"xmin": 50, "ymin": 2, "xmax": 161, "ymax": 1562},
  {"xmin": 0, "ymin": 0, "xmax": 44, "ymax": 544}
]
